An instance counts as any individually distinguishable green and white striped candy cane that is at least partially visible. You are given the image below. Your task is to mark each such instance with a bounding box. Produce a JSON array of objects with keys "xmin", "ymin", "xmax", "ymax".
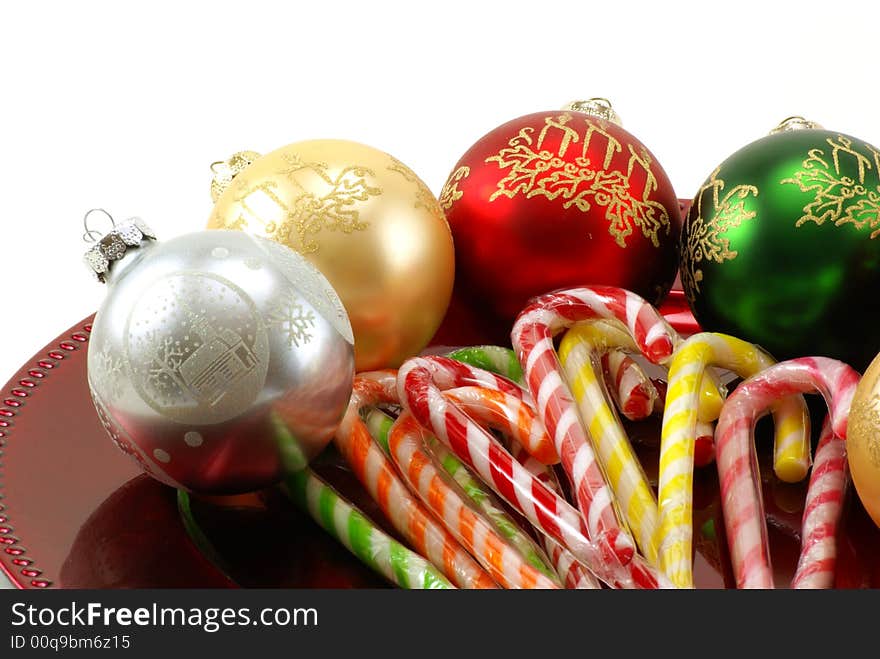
[
  {"xmin": 283, "ymin": 469, "xmax": 454, "ymax": 590},
  {"xmin": 363, "ymin": 407, "xmax": 558, "ymax": 583},
  {"xmin": 446, "ymin": 346, "xmax": 524, "ymax": 384}
]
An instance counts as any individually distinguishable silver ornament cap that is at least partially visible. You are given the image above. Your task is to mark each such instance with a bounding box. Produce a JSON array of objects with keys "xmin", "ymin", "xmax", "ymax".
[{"xmin": 82, "ymin": 209, "xmax": 157, "ymax": 283}]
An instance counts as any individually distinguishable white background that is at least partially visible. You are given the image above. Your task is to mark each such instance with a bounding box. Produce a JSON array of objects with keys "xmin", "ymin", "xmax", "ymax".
[{"xmin": 1, "ymin": 0, "xmax": 878, "ymax": 383}]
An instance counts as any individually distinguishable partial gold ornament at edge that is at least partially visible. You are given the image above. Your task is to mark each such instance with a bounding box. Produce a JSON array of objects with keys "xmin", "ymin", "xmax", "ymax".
[
  {"xmin": 782, "ymin": 134, "xmax": 880, "ymax": 239},
  {"xmin": 483, "ymin": 112, "xmax": 671, "ymax": 248},
  {"xmin": 439, "ymin": 165, "xmax": 470, "ymax": 211},
  {"xmin": 680, "ymin": 168, "xmax": 759, "ymax": 304},
  {"xmin": 214, "ymin": 154, "xmax": 382, "ymax": 255},
  {"xmin": 848, "ymin": 392, "xmax": 880, "ymax": 468}
]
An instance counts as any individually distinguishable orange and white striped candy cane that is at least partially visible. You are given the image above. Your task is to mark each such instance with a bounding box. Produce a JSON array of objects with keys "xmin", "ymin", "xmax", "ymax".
[
  {"xmin": 387, "ymin": 411, "xmax": 560, "ymax": 589},
  {"xmin": 714, "ymin": 357, "xmax": 858, "ymax": 589},
  {"xmin": 441, "ymin": 386, "xmax": 557, "ymax": 465},
  {"xmin": 358, "ymin": 373, "xmax": 561, "ymax": 585},
  {"xmin": 334, "ymin": 372, "xmax": 497, "ymax": 589},
  {"xmin": 657, "ymin": 333, "xmax": 811, "ymax": 588}
]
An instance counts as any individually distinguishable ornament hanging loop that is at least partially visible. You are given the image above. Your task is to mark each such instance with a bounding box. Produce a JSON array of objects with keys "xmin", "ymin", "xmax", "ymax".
[
  {"xmin": 770, "ymin": 116, "xmax": 824, "ymax": 134},
  {"xmin": 563, "ymin": 98, "xmax": 622, "ymax": 126},
  {"xmin": 83, "ymin": 208, "xmax": 116, "ymax": 244}
]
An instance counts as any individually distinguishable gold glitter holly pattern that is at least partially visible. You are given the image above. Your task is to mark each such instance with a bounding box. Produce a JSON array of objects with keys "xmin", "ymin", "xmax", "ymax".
[
  {"xmin": 782, "ymin": 135, "xmax": 880, "ymax": 238},
  {"xmin": 439, "ymin": 165, "xmax": 470, "ymax": 210},
  {"xmin": 849, "ymin": 393, "xmax": 880, "ymax": 468},
  {"xmin": 224, "ymin": 154, "xmax": 382, "ymax": 254},
  {"xmin": 484, "ymin": 112, "xmax": 670, "ymax": 248},
  {"xmin": 681, "ymin": 168, "xmax": 759, "ymax": 303},
  {"xmin": 386, "ymin": 156, "xmax": 439, "ymax": 214}
]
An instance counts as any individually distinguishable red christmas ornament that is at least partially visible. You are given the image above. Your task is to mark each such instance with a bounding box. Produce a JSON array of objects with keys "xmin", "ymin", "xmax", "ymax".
[{"xmin": 439, "ymin": 100, "xmax": 682, "ymax": 326}]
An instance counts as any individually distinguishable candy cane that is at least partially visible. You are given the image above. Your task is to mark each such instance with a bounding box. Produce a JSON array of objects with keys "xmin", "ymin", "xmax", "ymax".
[
  {"xmin": 446, "ymin": 347, "xmax": 600, "ymax": 588},
  {"xmin": 448, "ymin": 341, "xmax": 662, "ymax": 420},
  {"xmin": 557, "ymin": 322, "xmax": 660, "ymax": 562},
  {"xmin": 422, "ymin": 431, "xmax": 559, "ymax": 582},
  {"xmin": 283, "ymin": 468, "xmax": 454, "ymax": 589},
  {"xmin": 507, "ymin": 440, "xmax": 602, "ymax": 589},
  {"xmin": 793, "ymin": 416, "xmax": 849, "ymax": 589},
  {"xmin": 397, "ymin": 355, "xmax": 668, "ymax": 588},
  {"xmin": 442, "ymin": 386, "xmax": 557, "ymax": 465},
  {"xmin": 511, "ymin": 287, "xmax": 675, "ymax": 553},
  {"xmin": 446, "ymin": 346, "xmax": 524, "ymax": 385},
  {"xmin": 442, "ymin": 388, "xmax": 599, "ymax": 589},
  {"xmin": 359, "ymin": 376, "xmax": 558, "ymax": 584},
  {"xmin": 649, "ymin": 379, "xmax": 718, "ymax": 468},
  {"xmin": 658, "ymin": 333, "xmax": 811, "ymax": 587},
  {"xmin": 387, "ymin": 412, "xmax": 560, "ymax": 589},
  {"xmin": 335, "ymin": 373, "xmax": 497, "ymax": 589},
  {"xmin": 714, "ymin": 357, "xmax": 858, "ymax": 589},
  {"xmin": 602, "ymin": 349, "xmax": 659, "ymax": 421},
  {"xmin": 446, "ymin": 346, "xmax": 632, "ymax": 589}
]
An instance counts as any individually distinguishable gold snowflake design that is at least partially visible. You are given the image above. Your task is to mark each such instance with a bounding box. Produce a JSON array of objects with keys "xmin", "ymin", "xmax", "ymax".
[
  {"xmin": 222, "ymin": 154, "xmax": 382, "ymax": 254},
  {"xmin": 680, "ymin": 168, "xmax": 759, "ymax": 303},
  {"xmin": 483, "ymin": 112, "xmax": 671, "ymax": 248},
  {"xmin": 781, "ymin": 135, "xmax": 880, "ymax": 238},
  {"xmin": 439, "ymin": 165, "xmax": 470, "ymax": 210}
]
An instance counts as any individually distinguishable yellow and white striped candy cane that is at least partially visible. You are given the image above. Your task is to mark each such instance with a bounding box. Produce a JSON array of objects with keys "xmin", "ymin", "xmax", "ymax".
[
  {"xmin": 558, "ymin": 323, "xmax": 660, "ymax": 562},
  {"xmin": 657, "ymin": 332, "xmax": 810, "ymax": 588}
]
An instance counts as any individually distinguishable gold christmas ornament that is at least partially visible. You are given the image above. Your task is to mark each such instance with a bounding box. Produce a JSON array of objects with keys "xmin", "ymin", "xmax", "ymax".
[
  {"xmin": 846, "ymin": 356, "xmax": 880, "ymax": 528},
  {"xmin": 207, "ymin": 140, "xmax": 455, "ymax": 371}
]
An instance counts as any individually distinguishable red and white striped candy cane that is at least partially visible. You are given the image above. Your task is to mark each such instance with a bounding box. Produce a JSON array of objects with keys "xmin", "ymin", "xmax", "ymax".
[
  {"xmin": 441, "ymin": 386, "xmax": 557, "ymax": 465},
  {"xmin": 397, "ymin": 355, "xmax": 669, "ymax": 588},
  {"xmin": 714, "ymin": 357, "xmax": 858, "ymax": 589},
  {"xmin": 508, "ymin": 440, "xmax": 602, "ymax": 589},
  {"xmin": 511, "ymin": 287, "xmax": 675, "ymax": 546},
  {"xmin": 602, "ymin": 350, "xmax": 660, "ymax": 422},
  {"xmin": 335, "ymin": 371, "xmax": 497, "ymax": 589},
  {"xmin": 387, "ymin": 411, "xmax": 560, "ymax": 589},
  {"xmin": 792, "ymin": 415, "xmax": 849, "ymax": 589}
]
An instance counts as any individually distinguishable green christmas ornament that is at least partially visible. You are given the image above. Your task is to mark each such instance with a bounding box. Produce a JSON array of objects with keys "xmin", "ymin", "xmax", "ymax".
[{"xmin": 681, "ymin": 117, "xmax": 880, "ymax": 369}]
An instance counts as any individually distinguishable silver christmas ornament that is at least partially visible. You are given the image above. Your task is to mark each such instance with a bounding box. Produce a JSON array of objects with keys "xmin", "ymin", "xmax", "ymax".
[{"xmin": 85, "ymin": 213, "xmax": 355, "ymax": 494}]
